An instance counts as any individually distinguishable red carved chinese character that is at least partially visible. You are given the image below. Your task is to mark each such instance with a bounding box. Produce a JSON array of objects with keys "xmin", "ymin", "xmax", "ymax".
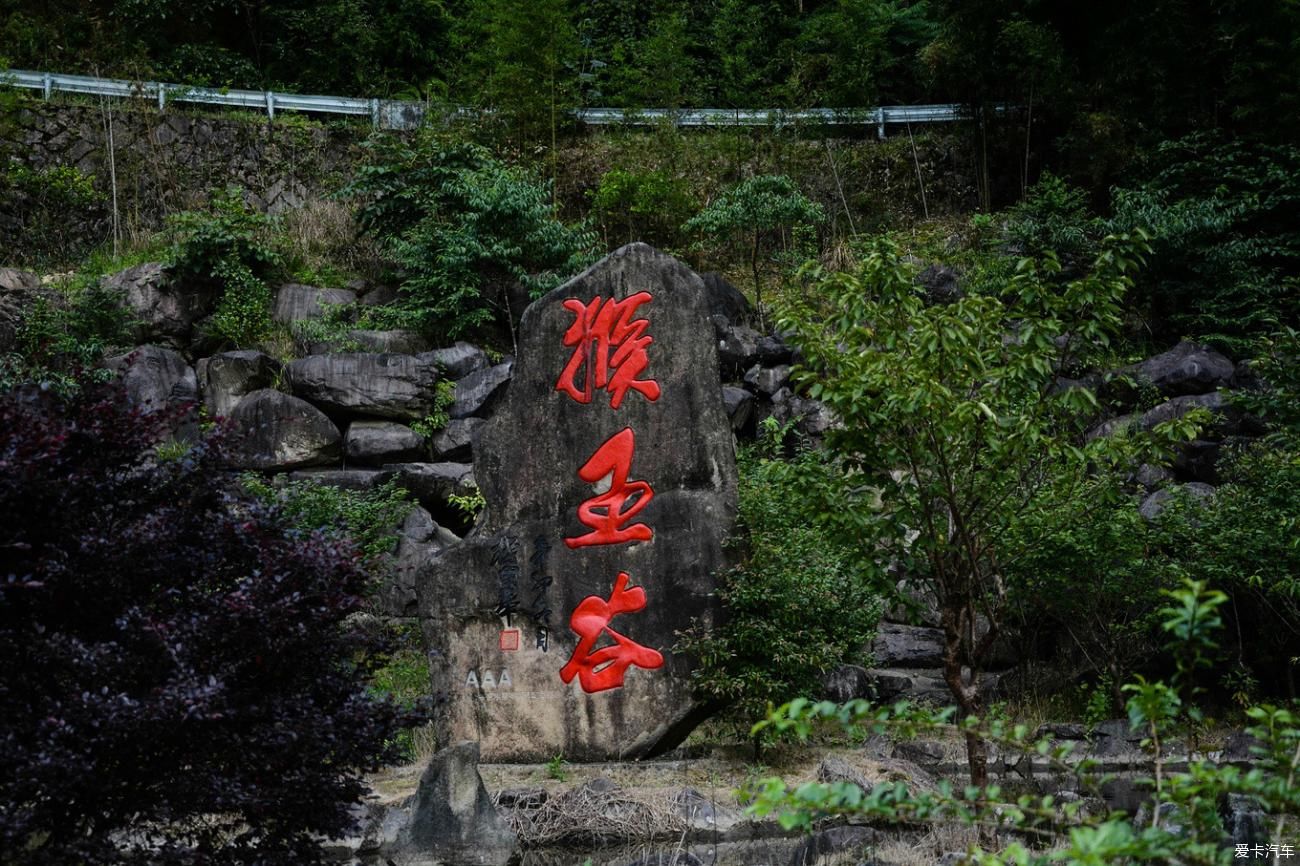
[
  {"xmin": 556, "ymin": 292, "xmax": 662, "ymax": 409},
  {"xmin": 560, "ymin": 572, "xmax": 664, "ymax": 692},
  {"xmin": 565, "ymin": 427, "xmax": 653, "ymax": 549}
]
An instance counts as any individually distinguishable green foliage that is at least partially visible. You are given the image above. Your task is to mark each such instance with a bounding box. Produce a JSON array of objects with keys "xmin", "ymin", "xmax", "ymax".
[
  {"xmin": 167, "ymin": 187, "xmax": 282, "ymax": 347},
  {"xmin": 447, "ymin": 483, "xmax": 486, "ymax": 521},
  {"xmin": 1, "ymin": 280, "xmax": 135, "ymax": 395},
  {"xmin": 1005, "ymin": 172, "xmax": 1101, "ymax": 267},
  {"xmin": 591, "ymin": 166, "xmax": 696, "ymax": 248},
  {"xmin": 1108, "ymin": 135, "xmax": 1300, "ymax": 351},
  {"xmin": 780, "ymin": 232, "xmax": 1154, "ymax": 781},
  {"xmin": 685, "ymin": 175, "xmax": 824, "ymax": 321},
  {"xmin": 677, "ymin": 433, "xmax": 883, "ymax": 734},
  {"xmin": 241, "ymin": 475, "xmax": 413, "ymax": 568},
  {"xmin": 746, "ymin": 578, "xmax": 1300, "ymax": 865},
  {"xmin": 409, "ymin": 380, "xmax": 456, "ymax": 443},
  {"xmin": 545, "ymin": 754, "xmax": 568, "ymax": 782},
  {"xmin": 0, "ymin": 162, "xmax": 108, "ymax": 268},
  {"xmin": 344, "ymin": 135, "xmax": 596, "ymax": 338}
]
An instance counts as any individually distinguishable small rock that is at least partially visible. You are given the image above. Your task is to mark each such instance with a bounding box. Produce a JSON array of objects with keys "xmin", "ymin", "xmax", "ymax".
[
  {"xmin": 717, "ymin": 324, "xmax": 761, "ymax": 378},
  {"xmin": 1115, "ymin": 341, "xmax": 1236, "ymax": 398},
  {"xmin": 872, "ymin": 623, "xmax": 945, "ymax": 668},
  {"xmin": 272, "ymin": 284, "xmax": 356, "ymax": 323},
  {"xmin": 917, "ymin": 263, "xmax": 963, "ymax": 305},
  {"xmin": 816, "ymin": 756, "xmax": 872, "ymax": 793},
  {"xmin": 700, "ymin": 272, "xmax": 755, "ymax": 328},
  {"xmin": 381, "ymin": 462, "xmax": 476, "ymax": 510},
  {"xmin": 105, "ymin": 262, "xmax": 216, "ymax": 345},
  {"xmin": 892, "ymin": 739, "xmax": 947, "ymax": 765},
  {"xmin": 743, "ymin": 364, "xmax": 791, "ymax": 396},
  {"xmin": 822, "ymin": 664, "xmax": 873, "ymax": 702},
  {"xmin": 1139, "ymin": 482, "xmax": 1215, "ymax": 521},
  {"xmin": 1135, "ymin": 463, "xmax": 1173, "ymax": 491},
  {"xmin": 420, "ymin": 342, "xmax": 490, "ymax": 380},
  {"xmin": 104, "ymin": 346, "xmax": 198, "ymax": 415},
  {"xmin": 345, "ymin": 420, "xmax": 427, "ymax": 465},
  {"xmin": 348, "ymin": 328, "xmax": 430, "ymax": 354}
]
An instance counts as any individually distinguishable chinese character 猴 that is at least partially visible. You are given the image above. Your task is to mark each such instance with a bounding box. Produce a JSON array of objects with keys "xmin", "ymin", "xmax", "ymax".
[{"xmin": 556, "ymin": 292, "xmax": 662, "ymax": 409}]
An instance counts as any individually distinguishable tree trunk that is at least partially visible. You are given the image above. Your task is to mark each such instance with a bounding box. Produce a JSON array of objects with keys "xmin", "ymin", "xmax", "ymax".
[{"xmin": 941, "ymin": 601, "xmax": 989, "ymax": 788}]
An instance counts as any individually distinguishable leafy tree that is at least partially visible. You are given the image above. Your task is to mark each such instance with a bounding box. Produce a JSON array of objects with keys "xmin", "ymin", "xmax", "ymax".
[
  {"xmin": 780, "ymin": 232, "xmax": 1167, "ymax": 786},
  {"xmin": 684, "ymin": 174, "xmax": 824, "ymax": 329},
  {"xmin": 677, "ymin": 424, "xmax": 884, "ymax": 746},
  {"xmin": 0, "ymin": 384, "xmax": 416, "ymax": 865},
  {"xmin": 748, "ymin": 579, "xmax": 1300, "ymax": 865},
  {"xmin": 344, "ymin": 135, "xmax": 596, "ymax": 340},
  {"xmin": 1107, "ymin": 135, "xmax": 1300, "ymax": 352}
]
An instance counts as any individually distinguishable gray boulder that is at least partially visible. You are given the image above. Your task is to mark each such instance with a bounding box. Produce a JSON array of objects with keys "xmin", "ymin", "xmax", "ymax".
[
  {"xmin": 743, "ymin": 363, "xmax": 791, "ymax": 396},
  {"xmin": 384, "ymin": 741, "xmax": 517, "ymax": 866},
  {"xmin": 105, "ymin": 262, "xmax": 216, "ymax": 346},
  {"xmin": 449, "ymin": 361, "xmax": 512, "ymax": 419},
  {"xmin": 755, "ymin": 334, "xmax": 793, "ymax": 366},
  {"xmin": 381, "ymin": 462, "xmax": 476, "ymax": 510},
  {"xmin": 700, "ymin": 272, "xmax": 755, "ymax": 328},
  {"xmin": 1139, "ymin": 482, "xmax": 1215, "ymax": 521},
  {"xmin": 0, "ymin": 268, "xmax": 44, "ymax": 353},
  {"xmin": 348, "ymin": 329, "xmax": 430, "ymax": 354},
  {"xmin": 345, "ymin": 420, "xmax": 427, "ymax": 465},
  {"xmin": 872, "ymin": 622, "xmax": 945, "ymax": 668},
  {"xmin": 432, "ymin": 417, "xmax": 484, "ymax": 462},
  {"xmin": 283, "ymin": 468, "xmax": 384, "ymax": 491},
  {"xmin": 717, "ymin": 323, "xmax": 761, "ymax": 377},
  {"xmin": 822, "ymin": 664, "xmax": 874, "ymax": 702},
  {"xmin": 377, "ymin": 505, "xmax": 448, "ymax": 617},
  {"xmin": 917, "ymin": 263, "xmax": 963, "ymax": 305},
  {"xmin": 272, "ymin": 284, "xmax": 356, "ymax": 323},
  {"xmin": 286, "ymin": 353, "xmax": 440, "ymax": 420},
  {"xmin": 196, "ymin": 350, "xmax": 281, "ymax": 417},
  {"xmin": 1116, "ymin": 341, "xmax": 1235, "ymax": 398},
  {"xmin": 105, "ymin": 346, "xmax": 199, "ymax": 415},
  {"xmin": 721, "ymin": 385, "xmax": 755, "ymax": 432},
  {"xmin": 420, "ymin": 342, "xmax": 490, "ymax": 381},
  {"xmin": 226, "ymin": 389, "xmax": 341, "ymax": 470}
]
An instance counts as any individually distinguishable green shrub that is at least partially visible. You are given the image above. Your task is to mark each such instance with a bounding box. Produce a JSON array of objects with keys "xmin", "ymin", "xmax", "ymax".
[
  {"xmin": 343, "ymin": 135, "xmax": 596, "ymax": 339},
  {"xmin": 678, "ymin": 430, "xmax": 884, "ymax": 738},
  {"xmin": 240, "ymin": 475, "xmax": 413, "ymax": 569},
  {"xmin": 1107, "ymin": 134, "xmax": 1300, "ymax": 351},
  {"xmin": 1, "ymin": 280, "xmax": 135, "ymax": 395},
  {"xmin": 1005, "ymin": 171, "xmax": 1101, "ymax": 267},
  {"xmin": 0, "ymin": 163, "xmax": 108, "ymax": 268},
  {"xmin": 591, "ymin": 166, "xmax": 697, "ymax": 248},
  {"xmin": 167, "ymin": 187, "xmax": 282, "ymax": 347}
]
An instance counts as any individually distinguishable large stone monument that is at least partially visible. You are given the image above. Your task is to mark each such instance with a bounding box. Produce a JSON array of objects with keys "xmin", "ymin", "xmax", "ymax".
[{"xmin": 417, "ymin": 244, "xmax": 738, "ymax": 761}]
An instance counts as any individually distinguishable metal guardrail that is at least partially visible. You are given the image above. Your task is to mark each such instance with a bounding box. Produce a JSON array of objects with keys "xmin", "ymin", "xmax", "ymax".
[{"xmin": 1, "ymin": 69, "xmax": 971, "ymax": 134}]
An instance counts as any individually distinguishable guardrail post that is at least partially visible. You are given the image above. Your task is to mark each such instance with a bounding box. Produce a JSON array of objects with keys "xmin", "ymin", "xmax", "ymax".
[
  {"xmin": 42, "ymin": 72, "xmax": 52, "ymax": 100},
  {"xmin": 877, "ymin": 108, "xmax": 886, "ymax": 139},
  {"xmin": 265, "ymin": 91, "xmax": 275, "ymax": 121},
  {"xmin": 370, "ymin": 98, "xmax": 380, "ymax": 129},
  {"xmin": 157, "ymin": 85, "xmax": 165, "ymax": 112}
]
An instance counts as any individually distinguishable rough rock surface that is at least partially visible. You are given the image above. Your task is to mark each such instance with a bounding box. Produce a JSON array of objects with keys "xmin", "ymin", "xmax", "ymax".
[
  {"xmin": 700, "ymin": 272, "xmax": 755, "ymax": 327},
  {"xmin": 105, "ymin": 262, "xmax": 218, "ymax": 346},
  {"xmin": 377, "ymin": 506, "xmax": 453, "ymax": 618},
  {"xmin": 418, "ymin": 244, "xmax": 738, "ymax": 762},
  {"xmin": 348, "ymin": 329, "xmax": 430, "ymax": 355},
  {"xmin": 421, "ymin": 342, "xmax": 490, "ymax": 381},
  {"xmin": 721, "ymin": 385, "xmax": 756, "ymax": 433},
  {"xmin": 272, "ymin": 284, "xmax": 357, "ymax": 323},
  {"xmin": 872, "ymin": 623, "xmax": 946, "ymax": 668},
  {"xmin": 382, "ymin": 742, "xmax": 517, "ymax": 866},
  {"xmin": 449, "ymin": 361, "xmax": 513, "ymax": 419},
  {"xmin": 286, "ymin": 353, "xmax": 440, "ymax": 420},
  {"xmin": 196, "ymin": 350, "xmax": 280, "ymax": 417},
  {"xmin": 105, "ymin": 345, "xmax": 199, "ymax": 416},
  {"xmin": 432, "ymin": 418, "xmax": 484, "ymax": 462},
  {"xmin": 225, "ymin": 389, "xmax": 341, "ymax": 470},
  {"xmin": 1115, "ymin": 340, "xmax": 1235, "ymax": 398},
  {"xmin": 345, "ymin": 420, "xmax": 426, "ymax": 465},
  {"xmin": 0, "ymin": 268, "xmax": 44, "ymax": 353},
  {"xmin": 284, "ymin": 468, "xmax": 383, "ymax": 491},
  {"xmin": 1139, "ymin": 482, "xmax": 1216, "ymax": 521},
  {"xmin": 382, "ymin": 462, "xmax": 476, "ymax": 511}
]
